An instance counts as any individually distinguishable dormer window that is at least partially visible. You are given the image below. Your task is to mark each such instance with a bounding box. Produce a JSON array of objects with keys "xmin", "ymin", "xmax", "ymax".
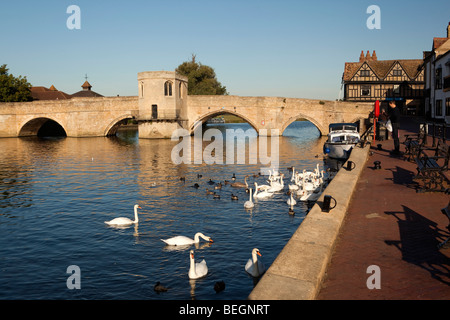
[
  {"xmin": 164, "ymin": 81, "xmax": 173, "ymax": 96},
  {"xmin": 360, "ymin": 70, "xmax": 370, "ymax": 77}
]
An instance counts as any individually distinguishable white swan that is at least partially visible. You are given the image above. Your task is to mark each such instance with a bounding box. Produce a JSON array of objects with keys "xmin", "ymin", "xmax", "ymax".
[
  {"xmin": 287, "ymin": 192, "xmax": 297, "ymax": 206},
  {"xmin": 189, "ymin": 250, "xmax": 208, "ymax": 279},
  {"xmin": 105, "ymin": 204, "xmax": 141, "ymax": 226},
  {"xmin": 254, "ymin": 183, "xmax": 273, "ymax": 199},
  {"xmin": 244, "ymin": 188, "xmax": 254, "ymax": 208},
  {"xmin": 161, "ymin": 232, "xmax": 213, "ymax": 246},
  {"xmin": 245, "ymin": 248, "xmax": 265, "ymax": 277},
  {"xmin": 267, "ymin": 173, "xmax": 284, "ymax": 192}
]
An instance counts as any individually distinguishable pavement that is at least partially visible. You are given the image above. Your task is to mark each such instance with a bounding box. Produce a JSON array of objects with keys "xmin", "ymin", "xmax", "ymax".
[{"xmin": 316, "ymin": 116, "xmax": 450, "ymax": 300}]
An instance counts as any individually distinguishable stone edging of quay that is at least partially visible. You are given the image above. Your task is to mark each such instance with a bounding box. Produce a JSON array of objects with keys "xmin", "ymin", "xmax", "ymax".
[{"xmin": 248, "ymin": 143, "xmax": 371, "ymax": 300}]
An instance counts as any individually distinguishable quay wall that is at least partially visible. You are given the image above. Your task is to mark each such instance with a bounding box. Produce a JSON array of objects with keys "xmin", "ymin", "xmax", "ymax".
[{"xmin": 248, "ymin": 143, "xmax": 371, "ymax": 300}]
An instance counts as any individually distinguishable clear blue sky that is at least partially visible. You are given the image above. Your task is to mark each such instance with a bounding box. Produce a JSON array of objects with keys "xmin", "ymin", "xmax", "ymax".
[{"xmin": 1, "ymin": 0, "xmax": 450, "ymax": 100}]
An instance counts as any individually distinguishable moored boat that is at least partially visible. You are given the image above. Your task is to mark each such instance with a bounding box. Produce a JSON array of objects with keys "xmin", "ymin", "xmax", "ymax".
[{"xmin": 323, "ymin": 123, "xmax": 360, "ymax": 160}]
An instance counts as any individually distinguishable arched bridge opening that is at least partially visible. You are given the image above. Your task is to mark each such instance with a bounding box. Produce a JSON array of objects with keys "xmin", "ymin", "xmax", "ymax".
[
  {"xmin": 190, "ymin": 110, "xmax": 259, "ymax": 135},
  {"xmin": 281, "ymin": 114, "xmax": 325, "ymax": 137},
  {"xmin": 105, "ymin": 115, "xmax": 136, "ymax": 137},
  {"xmin": 19, "ymin": 118, "xmax": 67, "ymax": 138}
]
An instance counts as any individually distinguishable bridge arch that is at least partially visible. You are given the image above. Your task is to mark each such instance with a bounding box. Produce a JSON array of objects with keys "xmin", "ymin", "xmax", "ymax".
[
  {"xmin": 104, "ymin": 114, "xmax": 135, "ymax": 136},
  {"xmin": 280, "ymin": 113, "xmax": 326, "ymax": 136},
  {"xmin": 190, "ymin": 110, "xmax": 259, "ymax": 134},
  {"xmin": 19, "ymin": 117, "xmax": 67, "ymax": 137}
]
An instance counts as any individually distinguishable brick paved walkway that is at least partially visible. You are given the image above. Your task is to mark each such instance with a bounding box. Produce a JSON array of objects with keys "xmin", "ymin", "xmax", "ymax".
[{"xmin": 317, "ymin": 117, "xmax": 450, "ymax": 300}]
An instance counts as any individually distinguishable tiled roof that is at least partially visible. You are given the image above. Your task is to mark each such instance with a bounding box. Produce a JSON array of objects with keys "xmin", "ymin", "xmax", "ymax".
[
  {"xmin": 71, "ymin": 90, "xmax": 103, "ymax": 98},
  {"xmin": 343, "ymin": 56, "xmax": 424, "ymax": 82},
  {"xmin": 30, "ymin": 86, "xmax": 72, "ymax": 100}
]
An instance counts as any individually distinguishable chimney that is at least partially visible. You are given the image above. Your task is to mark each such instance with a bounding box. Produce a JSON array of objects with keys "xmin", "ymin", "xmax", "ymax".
[
  {"xmin": 372, "ymin": 50, "xmax": 377, "ymax": 61},
  {"xmin": 366, "ymin": 50, "xmax": 371, "ymax": 60},
  {"xmin": 359, "ymin": 50, "xmax": 365, "ymax": 62},
  {"xmin": 448, "ymin": 22, "xmax": 450, "ymax": 38}
]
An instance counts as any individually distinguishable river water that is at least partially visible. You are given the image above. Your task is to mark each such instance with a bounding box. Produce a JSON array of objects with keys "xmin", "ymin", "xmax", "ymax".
[{"xmin": 0, "ymin": 121, "xmax": 333, "ymax": 300}]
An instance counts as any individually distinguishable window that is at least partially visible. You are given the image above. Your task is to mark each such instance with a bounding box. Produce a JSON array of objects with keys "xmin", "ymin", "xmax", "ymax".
[
  {"xmin": 446, "ymin": 98, "xmax": 450, "ymax": 116},
  {"xmin": 361, "ymin": 85, "xmax": 371, "ymax": 96},
  {"xmin": 360, "ymin": 70, "xmax": 370, "ymax": 77},
  {"xmin": 393, "ymin": 85, "xmax": 400, "ymax": 94},
  {"xmin": 435, "ymin": 68, "xmax": 442, "ymax": 89},
  {"xmin": 164, "ymin": 81, "xmax": 173, "ymax": 96},
  {"xmin": 444, "ymin": 76, "xmax": 450, "ymax": 92},
  {"xmin": 436, "ymin": 99, "xmax": 442, "ymax": 116},
  {"xmin": 393, "ymin": 69, "xmax": 402, "ymax": 77},
  {"xmin": 179, "ymin": 82, "xmax": 183, "ymax": 98}
]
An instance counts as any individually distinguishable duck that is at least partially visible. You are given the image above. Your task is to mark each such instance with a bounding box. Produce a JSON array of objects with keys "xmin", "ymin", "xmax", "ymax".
[
  {"xmin": 105, "ymin": 204, "xmax": 141, "ymax": 226},
  {"xmin": 288, "ymin": 205, "xmax": 295, "ymax": 215},
  {"xmin": 244, "ymin": 188, "xmax": 254, "ymax": 209},
  {"xmin": 161, "ymin": 232, "xmax": 213, "ymax": 246},
  {"xmin": 214, "ymin": 182, "xmax": 222, "ymax": 190},
  {"xmin": 206, "ymin": 189, "xmax": 214, "ymax": 195},
  {"xmin": 213, "ymin": 192, "xmax": 220, "ymax": 199},
  {"xmin": 231, "ymin": 173, "xmax": 236, "ymax": 181},
  {"xmin": 214, "ymin": 280, "xmax": 225, "ymax": 293},
  {"xmin": 231, "ymin": 194, "xmax": 239, "ymax": 200},
  {"xmin": 207, "ymin": 179, "xmax": 215, "ymax": 185},
  {"xmin": 189, "ymin": 250, "xmax": 208, "ymax": 279},
  {"xmin": 245, "ymin": 248, "xmax": 265, "ymax": 277},
  {"xmin": 154, "ymin": 282, "xmax": 168, "ymax": 293}
]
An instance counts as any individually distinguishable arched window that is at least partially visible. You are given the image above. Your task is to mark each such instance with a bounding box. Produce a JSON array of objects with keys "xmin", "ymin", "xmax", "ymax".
[{"xmin": 164, "ymin": 81, "xmax": 173, "ymax": 96}]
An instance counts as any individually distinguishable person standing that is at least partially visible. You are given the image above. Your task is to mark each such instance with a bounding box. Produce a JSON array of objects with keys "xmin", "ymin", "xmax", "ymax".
[{"xmin": 386, "ymin": 100, "xmax": 401, "ymax": 155}]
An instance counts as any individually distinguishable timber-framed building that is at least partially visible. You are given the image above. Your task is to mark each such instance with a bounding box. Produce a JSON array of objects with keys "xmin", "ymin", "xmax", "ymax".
[{"xmin": 342, "ymin": 50, "xmax": 424, "ymax": 114}]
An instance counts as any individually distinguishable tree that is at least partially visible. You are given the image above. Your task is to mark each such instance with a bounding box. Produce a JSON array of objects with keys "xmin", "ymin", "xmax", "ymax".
[
  {"xmin": 0, "ymin": 64, "xmax": 33, "ymax": 102},
  {"xmin": 176, "ymin": 55, "xmax": 228, "ymax": 95}
]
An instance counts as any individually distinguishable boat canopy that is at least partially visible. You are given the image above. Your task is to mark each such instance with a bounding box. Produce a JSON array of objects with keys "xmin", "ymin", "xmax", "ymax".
[{"xmin": 328, "ymin": 123, "xmax": 358, "ymax": 133}]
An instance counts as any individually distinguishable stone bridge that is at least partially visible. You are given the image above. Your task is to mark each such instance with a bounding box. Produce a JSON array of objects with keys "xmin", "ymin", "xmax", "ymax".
[
  {"xmin": 0, "ymin": 96, "xmax": 139, "ymax": 137},
  {"xmin": 186, "ymin": 95, "xmax": 372, "ymax": 136},
  {"xmin": 0, "ymin": 71, "xmax": 373, "ymax": 138}
]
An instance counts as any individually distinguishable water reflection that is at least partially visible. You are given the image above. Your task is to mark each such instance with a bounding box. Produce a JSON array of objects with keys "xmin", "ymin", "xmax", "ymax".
[{"xmin": 0, "ymin": 121, "xmax": 336, "ymax": 300}]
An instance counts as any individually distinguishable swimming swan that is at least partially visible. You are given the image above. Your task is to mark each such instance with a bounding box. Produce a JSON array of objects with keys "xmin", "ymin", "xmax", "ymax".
[
  {"xmin": 245, "ymin": 248, "xmax": 265, "ymax": 277},
  {"xmin": 244, "ymin": 188, "xmax": 254, "ymax": 208},
  {"xmin": 287, "ymin": 192, "xmax": 297, "ymax": 206},
  {"xmin": 161, "ymin": 232, "xmax": 213, "ymax": 246},
  {"xmin": 267, "ymin": 173, "xmax": 284, "ymax": 192},
  {"xmin": 189, "ymin": 250, "xmax": 208, "ymax": 279},
  {"xmin": 231, "ymin": 176, "xmax": 248, "ymax": 188},
  {"xmin": 105, "ymin": 204, "xmax": 141, "ymax": 226},
  {"xmin": 254, "ymin": 182, "xmax": 273, "ymax": 199}
]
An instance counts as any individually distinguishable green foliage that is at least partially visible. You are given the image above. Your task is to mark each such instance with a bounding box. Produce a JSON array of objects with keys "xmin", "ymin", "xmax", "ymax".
[
  {"xmin": 0, "ymin": 64, "xmax": 33, "ymax": 102},
  {"xmin": 176, "ymin": 55, "xmax": 228, "ymax": 95}
]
